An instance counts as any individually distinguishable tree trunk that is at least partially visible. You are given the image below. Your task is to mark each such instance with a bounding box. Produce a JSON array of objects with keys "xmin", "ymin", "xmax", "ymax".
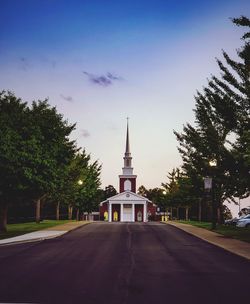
[
  {"xmin": 35, "ymin": 199, "xmax": 41, "ymax": 224},
  {"xmin": 185, "ymin": 207, "xmax": 189, "ymax": 221},
  {"xmin": 68, "ymin": 205, "xmax": 72, "ymax": 220},
  {"xmin": 217, "ymin": 206, "xmax": 221, "ymax": 224},
  {"xmin": 198, "ymin": 200, "xmax": 202, "ymax": 222},
  {"xmin": 56, "ymin": 202, "xmax": 60, "ymax": 221},
  {"xmin": 217, "ymin": 204, "xmax": 224, "ymax": 224},
  {"xmin": 170, "ymin": 207, "xmax": 173, "ymax": 220},
  {"xmin": 76, "ymin": 208, "xmax": 79, "ymax": 221},
  {"xmin": 176, "ymin": 207, "xmax": 179, "ymax": 219},
  {"xmin": 0, "ymin": 203, "xmax": 8, "ymax": 232}
]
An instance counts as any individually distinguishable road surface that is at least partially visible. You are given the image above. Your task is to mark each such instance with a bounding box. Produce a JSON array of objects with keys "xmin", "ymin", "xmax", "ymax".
[{"xmin": 0, "ymin": 222, "xmax": 249, "ymax": 304}]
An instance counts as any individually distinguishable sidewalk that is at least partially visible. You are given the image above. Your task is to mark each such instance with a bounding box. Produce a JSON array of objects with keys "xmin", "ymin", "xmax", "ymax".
[
  {"xmin": 0, "ymin": 221, "xmax": 91, "ymax": 246},
  {"xmin": 166, "ymin": 221, "xmax": 250, "ymax": 261}
]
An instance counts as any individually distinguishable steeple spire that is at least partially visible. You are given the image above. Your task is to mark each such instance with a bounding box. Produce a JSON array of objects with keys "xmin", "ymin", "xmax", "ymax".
[
  {"xmin": 125, "ymin": 117, "xmax": 130, "ymax": 155},
  {"xmin": 123, "ymin": 118, "xmax": 133, "ymax": 173},
  {"xmin": 119, "ymin": 118, "xmax": 137, "ymax": 192}
]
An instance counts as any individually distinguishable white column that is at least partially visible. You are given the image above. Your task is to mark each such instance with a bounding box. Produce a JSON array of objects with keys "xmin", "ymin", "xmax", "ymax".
[
  {"xmin": 108, "ymin": 203, "xmax": 112, "ymax": 222},
  {"xmin": 132, "ymin": 204, "xmax": 135, "ymax": 222},
  {"xmin": 120, "ymin": 204, "xmax": 124, "ymax": 222},
  {"xmin": 143, "ymin": 202, "xmax": 147, "ymax": 222}
]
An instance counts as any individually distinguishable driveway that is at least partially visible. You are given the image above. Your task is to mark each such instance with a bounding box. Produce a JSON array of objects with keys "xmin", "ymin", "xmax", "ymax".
[{"xmin": 0, "ymin": 222, "xmax": 249, "ymax": 304}]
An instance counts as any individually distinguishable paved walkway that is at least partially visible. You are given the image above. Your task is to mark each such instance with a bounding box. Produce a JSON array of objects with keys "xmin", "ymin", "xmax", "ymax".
[
  {"xmin": 0, "ymin": 221, "xmax": 90, "ymax": 245},
  {"xmin": 166, "ymin": 221, "xmax": 250, "ymax": 260}
]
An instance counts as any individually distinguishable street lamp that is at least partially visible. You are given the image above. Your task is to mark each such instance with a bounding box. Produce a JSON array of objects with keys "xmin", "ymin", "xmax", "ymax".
[
  {"xmin": 78, "ymin": 179, "xmax": 83, "ymax": 185},
  {"xmin": 76, "ymin": 179, "xmax": 84, "ymax": 221},
  {"xmin": 162, "ymin": 190, "xmax": 167, "ymax": 221},
  {"xmin": 204, "ymin": 159, "xmax": 217, "ymax": 229}
]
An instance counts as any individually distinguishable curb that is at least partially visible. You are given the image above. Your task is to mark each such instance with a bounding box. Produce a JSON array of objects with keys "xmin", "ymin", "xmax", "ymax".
[
  {"xmin": 0, "ymin": 222, "xmax": 92, "ymax": 246},
  {"xmin": 164, "ymin": 221, "xmax": 250, "ymax": 261}
]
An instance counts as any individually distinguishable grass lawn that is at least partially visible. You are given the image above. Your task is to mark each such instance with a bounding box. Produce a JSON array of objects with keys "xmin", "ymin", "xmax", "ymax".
[
  {"xmin": 0, "ymin": 220, "xmax": 75, "ymax": 240},
  {"xmin": 177, "ymin": 220, "xmax": 250, "ymax": 243}
]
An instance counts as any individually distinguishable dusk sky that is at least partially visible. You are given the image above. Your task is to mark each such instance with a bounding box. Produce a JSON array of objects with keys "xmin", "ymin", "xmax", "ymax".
[{"xmin": 1, "ymin": 0, "xmax": 249, "ymax": 215}]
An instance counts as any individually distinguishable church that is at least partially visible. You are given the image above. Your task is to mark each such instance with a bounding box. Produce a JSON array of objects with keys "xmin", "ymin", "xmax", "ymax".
[{"xmin": 100, "ymin": 120, "xmax": 156, "ymax": 222}]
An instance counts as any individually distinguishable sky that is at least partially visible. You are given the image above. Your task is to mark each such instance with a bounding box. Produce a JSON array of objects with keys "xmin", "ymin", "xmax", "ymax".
[{"xmin": 0, "ymin": 0, "xmax": 249, "ymax": 216}]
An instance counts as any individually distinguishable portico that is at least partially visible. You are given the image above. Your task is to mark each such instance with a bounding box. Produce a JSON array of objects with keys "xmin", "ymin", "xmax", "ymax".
[{"xmin": 105, "ymin": 191, "xmax": 149, "ymax": 222}]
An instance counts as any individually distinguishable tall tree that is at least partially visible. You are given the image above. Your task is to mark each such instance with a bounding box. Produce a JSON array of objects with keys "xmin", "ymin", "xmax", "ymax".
[
  {"xmin": 0, "ymin": 91, "xmax": 28, "ymax": 231},
  {"xmin": 0, "ymin": 92, "xmax": 77, "ymax": 231},
  {"xmin": 74, "ymin": 151, "xmax": 102, "ymax": 218},
  {"xmin": 26, "ymin": 100, "xmax": 77, "ymax": 223},
  {"xmin": 174, "ymin": 16, "xmax": 250, "ymax": 226}
]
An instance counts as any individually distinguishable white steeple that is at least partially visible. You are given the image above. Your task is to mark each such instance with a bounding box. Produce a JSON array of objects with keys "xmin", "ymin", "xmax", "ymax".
[{"xmin": 122, "ymin": 118, "xmax": 133, "ymax": 175}]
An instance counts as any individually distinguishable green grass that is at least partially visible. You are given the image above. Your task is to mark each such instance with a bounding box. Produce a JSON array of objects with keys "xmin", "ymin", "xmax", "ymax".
[
  {"xmin": 177, "ymin": 220, "xmax": 250, "ymax": 243},
  {"xmin": 0, "ymin": 220, "xmax": 75, "ymax": 240}
]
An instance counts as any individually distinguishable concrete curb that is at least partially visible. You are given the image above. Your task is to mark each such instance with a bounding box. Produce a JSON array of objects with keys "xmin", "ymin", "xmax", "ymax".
[
  {"xmin": 165, "ymin": 221, "xmax": 250, "ymax": 261},
  {"xmin": 0, "ymin": 221, "xmax": 91, "ymax": 246}
]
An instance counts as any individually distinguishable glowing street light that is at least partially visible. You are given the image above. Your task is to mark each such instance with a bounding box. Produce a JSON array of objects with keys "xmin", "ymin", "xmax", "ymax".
[
  {"xmin": 162, "ymin": 190, "xmax": 167, "ymax": 221},
  {"xmin": 78, "ymin": 179, "xmax": 83, "ymax": 185},
  {"xmin": 209, "ymin": 159, "xmax": 217, "ymax": 167}
]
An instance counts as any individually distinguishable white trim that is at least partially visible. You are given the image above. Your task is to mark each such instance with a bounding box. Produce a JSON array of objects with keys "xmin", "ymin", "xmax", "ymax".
[
  {"xmin": 108, "ymin": 203, "xmax": 112, "ymax": 222},
  {"xmin": 119, "ymin": 174, "xmax": 137, "ymax": 178},
  {"xmin": 120, "ymin": 204, "xmax": 124, "ymax": 222},
  {"xmin": 143, "ymin": 202, "xmax": 147, "ymax": 222},
  {"xmin": 132, "ymin": 204, "xmax": 135, "ymax": 222}
]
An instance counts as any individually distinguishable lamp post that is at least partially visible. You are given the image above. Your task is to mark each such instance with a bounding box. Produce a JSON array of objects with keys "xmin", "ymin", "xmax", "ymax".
[
  {"xmin": 204, "ymin": 160, "xmax": 217, "ymax": 229},
  {"xmin": 76, "ymin": 179, "xmax": 83, "ymax": 220},
  {"xmin": 163, "ymin": 190, "xmax": 167, "ymax": 221}
]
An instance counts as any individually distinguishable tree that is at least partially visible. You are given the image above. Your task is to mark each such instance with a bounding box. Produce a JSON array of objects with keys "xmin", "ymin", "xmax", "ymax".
[
  {"xmin": 25, "ymin": 100, "xmax": 77, "ymax": 223},
  {"xmin": 73, "ymin": 151, "xmax": 102, "ymax": 219},
  {"xmin": 162, "ymin": 169, "xmax": 180, "ymax": 218},
  {"xmin": 104, "ymin": 185, "xmax": 117, "ymax": 199},
  {"xmin": 0, "ymin": 92, "xmax": 77, "ymax": 231},
  {"xmin": 0, "ymin": 91, "xmax": 28, "ymax": 231},
  {"xmin": 137, "ymin": 185, "xmax": 148, "ymax": 197},
  {"xmin": 174, "ymin": 16, "xmax": 250, "ymax": 226}
]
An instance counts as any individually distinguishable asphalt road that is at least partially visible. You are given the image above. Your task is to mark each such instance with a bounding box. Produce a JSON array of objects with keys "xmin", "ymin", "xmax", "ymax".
[{"xmin": 0, "ymin": 222, "xmax": 249, "ymax": 304}]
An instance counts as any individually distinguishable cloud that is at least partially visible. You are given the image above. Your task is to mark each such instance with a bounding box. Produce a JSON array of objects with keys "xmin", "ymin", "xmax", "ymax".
[
  {"xmin": 60, "ymin": 94, "xmax": 74, "ymax": 102},
  {"xmin": 83, "ymin": 71, "xmax": 122, "ymax": 87},
  {"xmin": 80, "ymin": 129, "xmax": 90, "ymax": 138}
]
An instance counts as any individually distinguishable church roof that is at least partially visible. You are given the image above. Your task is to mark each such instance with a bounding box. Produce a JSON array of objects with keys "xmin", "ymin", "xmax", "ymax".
[{"xmin": 100, "ymin": 190, "xmax": 152, "ymax": 206}]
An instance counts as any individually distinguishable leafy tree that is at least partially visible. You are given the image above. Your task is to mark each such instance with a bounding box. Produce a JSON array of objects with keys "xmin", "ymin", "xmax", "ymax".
[
  {"xmin": 174, "ymin": 16, "xmax": 250, "ymax": 226},
  {"xmin": 25, "ymin": 100, "xmax": 77, "ymax": 223},
  {"xmin": 146, "ymin": 188, "xmax": 165, "ymax": 207},
  {"xmin": 138, "ymin": 185, "xmax": 166, "ymax": 209},
  {"xmin": 223, "ymin": 205, "xmax": 233, "ymax": 220},
  {"xmin": 0, "ymin": 91, "xmax": 28, "ymax": 231},
  {"xmin": 74, "ymin": 151, "xmax": 102, "ymax": 219},
  {"xmin": 137, "ymin": 185, "xmax": 148, "ymax": 197},
  {"xmin": 161, "ymin": 169, "xmax": 180, "ymax": 218},
  {"xmin": 0, "ymin": 92, "xmax": 77, "ymax": 231},
  {"xmin": 162, "ymin": 168, "xmax": 179, "ymax": 193},
  {"xmin": 104, "ymin": 185, "xmax": 117, "ymax": 199}
]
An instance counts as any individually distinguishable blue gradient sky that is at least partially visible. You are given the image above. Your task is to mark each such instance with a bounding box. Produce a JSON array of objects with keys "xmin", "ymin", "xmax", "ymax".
[{"xmin": 1, "ymin": 0, "xmax": 249, "ymax": 215}]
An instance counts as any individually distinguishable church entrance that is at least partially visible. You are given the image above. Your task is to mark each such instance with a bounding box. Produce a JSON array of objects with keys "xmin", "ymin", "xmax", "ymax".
[{"xmin": 123, "ymin": 204, "xmax": 132, "ymax": 221}]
